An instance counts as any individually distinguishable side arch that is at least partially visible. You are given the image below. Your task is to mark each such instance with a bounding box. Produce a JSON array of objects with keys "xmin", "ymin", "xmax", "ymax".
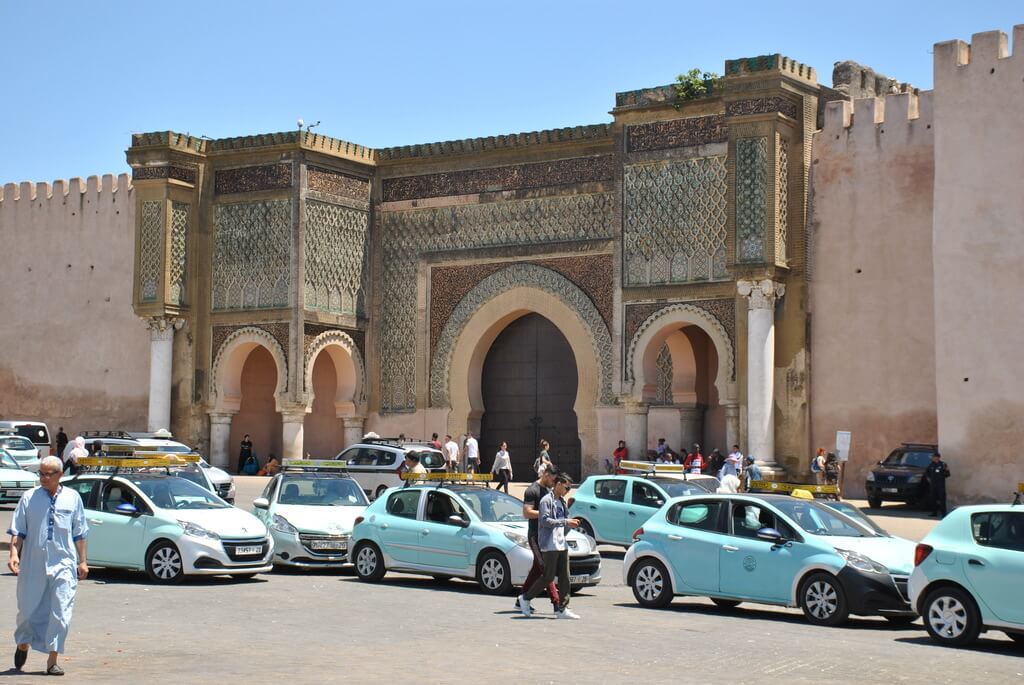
[
  {"xmin": 210, "ymin": 326, "xmax": 289, "ymax": 413},
  {"xmin": 303, "ymin": 330, "xmax": 366, "ymax": 415}
]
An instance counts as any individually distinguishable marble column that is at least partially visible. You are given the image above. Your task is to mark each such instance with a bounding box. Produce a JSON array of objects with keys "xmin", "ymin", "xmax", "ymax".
[
  {"xmin": 623, "ymin": 400, "xmax": 649, "ymax": 460},
  {"xmin": 280, "ymin": 406, "xmax": 309, "ymax": 460},
  {"xmin": 146, "ymin": 317, "xmax": 182, "ymax": 432},
  {"xmin": 737, "ymin": 279, "xmax": 785, "ymax": 469},
  {"xmin": 723, "ymin": 403, "xmax": 740, "ymax": 453},
  {"xmin": 342, "ymin": 416, "xmax": 366, "ymax": 450},
  {"xmin": 208, "ymin": 412, "xmax": 235, "ymax": 470},
  {"xmin": 677, "ymin": 404, "xmax": 705, "ymax": 453}
]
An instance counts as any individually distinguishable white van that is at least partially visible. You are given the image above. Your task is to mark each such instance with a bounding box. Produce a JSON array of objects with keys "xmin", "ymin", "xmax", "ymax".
[{"xmin": 0, "ymin": 420, "xmax": 52, "ymax": 460}]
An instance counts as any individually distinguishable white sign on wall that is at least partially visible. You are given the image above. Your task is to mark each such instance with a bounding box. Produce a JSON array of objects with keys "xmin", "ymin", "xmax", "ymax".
[{"xmin": 835, "ymin": 431, "xmax": 852, "ymax": 462}]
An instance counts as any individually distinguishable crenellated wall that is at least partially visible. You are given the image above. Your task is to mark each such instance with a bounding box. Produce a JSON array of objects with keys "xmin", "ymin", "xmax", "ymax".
[
  {"xmin": 931, "ymin": 27, "xmax": 1024, "ymax": 503},
  {"xmin": 809, "ymin": 91, "xmax": 938, "ymax": 496},
  {"xmin": 0, "ymin": 175, "xmax": 149, "ymax": 441}
]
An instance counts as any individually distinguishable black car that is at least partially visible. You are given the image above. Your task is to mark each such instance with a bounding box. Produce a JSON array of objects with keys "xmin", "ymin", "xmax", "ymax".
[{"xmin": 865, "ymin": 443, "xmax": 937, "ymax": 509}]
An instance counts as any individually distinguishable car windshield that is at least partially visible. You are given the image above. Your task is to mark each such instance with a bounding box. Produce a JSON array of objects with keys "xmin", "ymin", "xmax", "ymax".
[
  {"xmin": 0, "ymin": 450, "xmax": 22, "ymax": 470},
  {"xmin": 824, "ymin": 501, "xmax": 891, "ymax": 537},
  {"xmin": 278, "ymin": 476, "xmax": 368, "ymax": 506},
  {"xmin": 651, "ymin": 478, "xmax": 710, "ymax": 498},
  {"xmin": 130, "ymin": 476, "xmax": 229, "ymax": 509},
  {"xmin": 167, "ymin": 468, "xmax": 212, "ymax": 493},
  {"xmin": 0, "ymin": 436, "xmax": 35, "ymax": 452},
  {"xmin": 450, "ymin": 487, "xmax": 526, "ymax": 523},
  {"xmin": 881, "ymin": 450, "xmax": 932, "ymax": 468},
  {"xmin": 770, "ymin": 498, "xmax": 876, "ymax": 537}
]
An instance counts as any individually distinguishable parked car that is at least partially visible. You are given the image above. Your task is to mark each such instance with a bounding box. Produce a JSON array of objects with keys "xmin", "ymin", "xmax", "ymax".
[
  {"xmin": 624, "ymin": 493, "xmax": 917, "ymax": 626},
  {"xmin": 865, "ymin": 443, "xmax": 938, "ymax": 509},
  {"xmin": 351, "ymin": 481, "xmax": 601, "ymax": 594},
  {"xmin": 909, "ymin": 503, "xmax": 1024, "ymax": 647},
  {"xmin": 0, "ymin": 449, "xmax": 38, "ymax": 504},
  {"xmin": 333, "ymin": 438, "xmax": 447, "ymax": 500},
  {"xmin": 0, "ymin": 431, "xmax": 42, "ymax": 472},
  {"xmin": 0, "ymin": 420, "xmax": 51, "ymax": 460}
]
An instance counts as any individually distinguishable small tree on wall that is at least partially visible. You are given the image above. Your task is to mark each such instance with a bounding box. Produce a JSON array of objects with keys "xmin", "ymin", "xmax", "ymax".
[{"xmin": 675, "ymin": 69, "xmax": 720, "ymax": 106}]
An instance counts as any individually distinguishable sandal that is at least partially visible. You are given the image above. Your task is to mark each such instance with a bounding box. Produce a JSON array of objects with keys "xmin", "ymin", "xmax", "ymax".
[
  {"xmin": 46, "ymin": 663, "xmax": 65, "ymax": 676},
  {"xmin": 14, "ymin": 647, "xmax": 27, "ymax": 670}
]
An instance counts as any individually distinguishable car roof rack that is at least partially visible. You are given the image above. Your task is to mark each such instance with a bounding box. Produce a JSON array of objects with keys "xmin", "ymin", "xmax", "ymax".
[
  {"xmin": 80, "ymin": 430, "xmax": 137, "ymax": 440},
  {"xmin": 746, "ymin": 480, "xmax": 839, "ymax": 499},
  {"xmin": 282, "ymin": 459, "xmax": 350, "ymax": 474},
  {"xmin": 900, "ymin": 442, "xmax": 938, "ymax": 450},
  {"xmin": 75, "ymin": 452, "xmax": 201, "ymax": 482},
  {"xmin": 400, "ymin": 472, "xmax": 493, "ymax": 488}
]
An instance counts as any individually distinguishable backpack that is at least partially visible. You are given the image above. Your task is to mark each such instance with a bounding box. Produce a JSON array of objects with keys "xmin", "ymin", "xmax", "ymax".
[
  {"xmin": 242, "ymin": 455, "xmax": 259, "ymax": 475},
  {"xmin": 811, "ymin": 456, "xmax": 822, "ymax": 473}
]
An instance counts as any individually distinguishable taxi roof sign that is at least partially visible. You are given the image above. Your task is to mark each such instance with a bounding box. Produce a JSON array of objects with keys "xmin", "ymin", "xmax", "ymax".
[
  {"xmin": 78, "ymin": 453, "xmax": 201, "ymax": 469},
  {"xmin": 748, "ymin": 480, "xmax": 839, "ymax": 496},
  {"xmin": 619, "ymin": 460, "xmax": 686, "ymax": 474},
  {"xmin": 401, "ymin": 472, "xmax": 493, "ymax": 482},
  {"xmin": 282, "ymin": 459, "xmax": 348, "ymax": 471}
]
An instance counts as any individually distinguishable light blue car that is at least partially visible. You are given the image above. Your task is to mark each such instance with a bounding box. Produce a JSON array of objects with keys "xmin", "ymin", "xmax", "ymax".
[
  {"xmin": 623, "ymin": 493, "xmax": 917, "ymax": 626},
  {"xmin": 350, "ymin": 483, "xmax": 601, "ymax": 594},
  {"xmin": 908, "ymin": 504, "xmax": 1024, "ymax": 647}
]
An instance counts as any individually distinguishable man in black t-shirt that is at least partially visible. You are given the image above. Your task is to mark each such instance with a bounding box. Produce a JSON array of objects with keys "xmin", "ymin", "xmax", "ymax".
[{"xmin": 517, "ymin": 469, "xmax": 558, "ymax": 612}]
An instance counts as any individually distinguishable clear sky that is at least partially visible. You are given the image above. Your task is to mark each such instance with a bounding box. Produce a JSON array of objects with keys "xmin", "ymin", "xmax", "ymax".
[{"xmin": 0, "ymin": 1, "xmax": 1019, "ymax": 184}]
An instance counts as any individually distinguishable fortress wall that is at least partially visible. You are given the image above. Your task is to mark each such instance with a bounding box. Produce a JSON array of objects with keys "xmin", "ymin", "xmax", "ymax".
[{"xmin": 0, "ymin": 175, "xmax": 149, "ymax": 443}]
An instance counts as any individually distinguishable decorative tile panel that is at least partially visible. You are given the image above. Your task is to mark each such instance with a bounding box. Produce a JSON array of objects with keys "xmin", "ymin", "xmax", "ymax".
[
  {"xmin": 382, "ymin": 155, "xmax": 614, "ymax": 202},
  {"xmin": 626, "ymin": 115, "xmax": 727, "ymax": 153},
  {"xmin": 303, "ymin": 200, "xmax": 368, "ymax": 316},
  {"xmin": 776, "ymin": 136, "xmax": 789, "ymax": 264},
  {"xmin": 307, "ymin": 166, "xmax": 369, "ymax": 203},
  {"xmin": 212, "ymin": 200, "xmax": 292, "ymax": 310},
  {"xmin": 623, "ymin": 156, "xmax": 728, "ymax": 285},
  {"xmin": 379, "ymin": 192, "xmax": 614, "ymax": 412},
  {"xmin": 726, "ymin": 97, "xmax": 800, "ymax": 120},
  {"xmin": 736, "ymin": 137, "xmax": 769, "ymax": 263},
  {"xmin": 214, "ymin": 164, "xmax": 293, "ymax": 195},
  {"xmin": 132, "ymin": 166, "xmax": 197, "ymax": 184},
  {"xmin": 139, "ymin": 201, "xmax": 163, "ymax": 302},
  {"xmin": 169, "ymin": 202, "xmax": 189, "ymax": 305},
  {"xmin": 653, "ymin": 344, "xmax": 674, "ymax": 405}
]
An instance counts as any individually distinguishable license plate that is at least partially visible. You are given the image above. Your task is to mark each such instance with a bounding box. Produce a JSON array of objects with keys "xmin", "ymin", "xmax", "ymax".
[
  {"xmin": 570, "ymin": 574, "xmax": 590, "ymax": 585},
  {"xmin": 310, "ymin": 540, "xmax": 346, "ymax": 551},
  {"xmin": 234, "ymin": 545, "xmax": 263, "ymax": 555},
  {"xmin": 882, "ymin": 488, "xmax": 898, "ymax": 493}
]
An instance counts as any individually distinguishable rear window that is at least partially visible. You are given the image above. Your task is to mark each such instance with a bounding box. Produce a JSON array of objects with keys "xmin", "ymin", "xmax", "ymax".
[
  {"xmin": 13, "ymin": 424, "xmax": 49, "ymax": 445},
  {"xmin": 972, "ymin": 512, "xmax": 1024, "ymax": 553},
  {"xmin": 408, "ymin": 450, "xmax": 444, "ymax": 469}
]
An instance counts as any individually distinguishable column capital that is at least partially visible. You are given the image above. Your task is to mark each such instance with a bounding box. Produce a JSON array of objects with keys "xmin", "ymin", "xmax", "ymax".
[
  {"xmin": 208, "ymin": 411, "xmax": 236, "ymax": 425},
  {"xmin": 342, "ymin": 416, "xmax": 365, "ymax": 428},
  {"xmin": 623, "ymin": 399, "xmax": 649, "ymax": 415},
  {"xmin": 737, "ymin": 279, "xmax": 786, "ymax": 310},
  {"xmin": 146, "ymin": 316, "xmax": 185, "ymax": 340},
  {"xmin": 279, "ymin": 403, "xmax": 309, "ymax": 423}
]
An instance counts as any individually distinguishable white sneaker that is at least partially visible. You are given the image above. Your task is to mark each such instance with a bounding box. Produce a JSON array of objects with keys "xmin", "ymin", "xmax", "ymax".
[
  {"xmin": 514, "ymin": 597, "xmax": 534, "ymax": 612},
  {"xmin": 517, "ymin": 595, "xmax": 533, "ymax": 617},
  {"xmin": 555, "ymin": 608, "xmax": 580, "ymax": 619}
]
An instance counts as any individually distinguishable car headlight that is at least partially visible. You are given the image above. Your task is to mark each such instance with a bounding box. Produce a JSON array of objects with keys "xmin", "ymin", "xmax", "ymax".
[
  {"xmin": 177, "ymin": 520, "xmax": 220, "ymax": 540},
  {"xmin": 866, "ymin": 472, "xmax": 875, "ymax": 482},
  {"xmin": 503, "ymin": 531, "xmax": 529, "ymax": 548},
  {"xmin": 907, "ymin": 474, "xmax": 922, "ymax": 484},
  {"xmin": 835, "ymin": 548, "xmax": 887, "ymax": 574},
  {"xmin": 271, "ymin": 514, "xmax": 298, "ymax": 535}
]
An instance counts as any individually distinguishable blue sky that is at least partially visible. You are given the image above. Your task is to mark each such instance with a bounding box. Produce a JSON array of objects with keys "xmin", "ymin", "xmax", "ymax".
[{"xmin": 1, "ymin": 1, "xmax": 1019, "ymax": 183}]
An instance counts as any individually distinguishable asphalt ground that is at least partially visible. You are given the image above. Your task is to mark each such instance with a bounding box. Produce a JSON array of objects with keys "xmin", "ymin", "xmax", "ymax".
[{"xmin": 1, "ymin": 478, "xmax": 1022, "ymax": 684}]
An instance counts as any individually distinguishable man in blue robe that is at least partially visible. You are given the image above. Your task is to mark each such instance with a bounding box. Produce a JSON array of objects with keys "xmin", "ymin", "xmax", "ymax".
[{"xmin": 7, "ymin": 456, "xmax": 88, "ymax": 676}]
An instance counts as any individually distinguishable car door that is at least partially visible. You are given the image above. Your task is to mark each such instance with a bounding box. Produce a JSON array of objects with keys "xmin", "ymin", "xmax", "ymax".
[
  {"xmin": 88, "ymin": 480, "xmax": 151, "ymax": 567},
  {"xmin": 417, "ymin": 491, "xmax": 472, "ymax": 570},
  {"xmin": 964, "ymin": 511, "xmax": 1024, "ymax": 624},
  {"xmin": 377, "ymin": 489, "xmax": 423, "ymax": 565},
  {"xmin": 661, "ymin": 499, "xmax": 727, "ymax": 594},
  {"xmin": 627, "ymin": 480, "xmax": 667, "ymax": 532},
  {"xmin": 584, "ymin": 478, "xmax": 630, "ymax": 543},
  {"xmin": 718, "ymin": 501, "xmax": 804, "ymax": 602}
]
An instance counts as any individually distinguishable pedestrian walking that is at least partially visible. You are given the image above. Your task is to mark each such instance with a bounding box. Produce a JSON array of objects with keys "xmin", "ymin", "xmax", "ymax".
[
  {"xmin": 533, "ymin": 439, "xmax": 553, "ymax": 477},
  {"xmin": 924, "ymin": 452, "xmax": 951, "ymax": 517},
  {"xmin": 743, "ymin": 455, "xmax": 763, "ymax": 491},
  {"xmin": 491, "ymin": 442, "xmax": 513, "ymax": 493},
  {"xmin": 516, "ymin": 469, "xmax": 558, "ymax": 615},
  {"xmin": 519, "ymin": 473, "xmax": 581, "ymax": 619},
  {"xmin": 54, "ymin": 428, "xmax": 68, "ymax": 463},
  {"xmin": 63, "ymin": 437, "xmax": 87, "ymax": 475},
  {"xmin": 238, "ymin": 434, "xmax": 254, "ymax": 475},
  {"xmin": 463, "ymin": 432, "xmax": 479, "ymax": 474},
  {"xmin": 811, "ymin": 447, "xmax": 826, "ymax": 484},
  {"xmin": 443, "ymin": 434, "xmax": 459, "ymax": 472},
  {"xmin": 8, "ymin": 456, "xmax": 89, "ymax": 675}
]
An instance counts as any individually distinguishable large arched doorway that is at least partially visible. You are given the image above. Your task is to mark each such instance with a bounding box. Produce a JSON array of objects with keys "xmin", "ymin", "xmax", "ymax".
[
  {"xmin": 228, "ymin": 346, "xmax": 282, "ymax": 472},
  {"xmin": 303, "ymin": 352, "xmax": 346, "ymax": 458},
  {"xmin": 479, "ymin": 313, "xmax": 581, "ymax": 480}
]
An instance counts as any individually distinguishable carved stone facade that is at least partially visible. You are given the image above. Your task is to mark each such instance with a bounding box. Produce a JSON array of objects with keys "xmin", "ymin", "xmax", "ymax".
[
  {"xmin": 303, "ymin": 200, "xmax": 368, "ymax": 316},
  {"xmin": 776, "ymin": 136, "xmax": 789, "ymax": 265},
  {"xmin": 138, "ymin": 200, "xmax": 162, "ymax": 302},
  {"xmin": 653, "ymin": 344, "xmax": 674, "ymax": 405},
  {"xmin": 212, "ymin": 200, "xmax": 292, "ymax": 310},
  {"xmin": 169, "ymin": 202, "xmax": 188, "ymax": 305}
]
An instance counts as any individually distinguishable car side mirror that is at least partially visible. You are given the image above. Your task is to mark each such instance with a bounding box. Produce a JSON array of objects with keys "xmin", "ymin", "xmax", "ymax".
[
  {"xmin": 115, "ymin": 502, "xmax": 139, "ymax": 517},
  {"xmin": 253, "ymin": 497, "xmax": 270, "ymax": 510},
  {"xmin": 756, "ymin": 526, "xmax": 785, "ymax": 544},
  {"xmin": 447, "ymin": 514, "xmax": 470, "ymax": 528}
]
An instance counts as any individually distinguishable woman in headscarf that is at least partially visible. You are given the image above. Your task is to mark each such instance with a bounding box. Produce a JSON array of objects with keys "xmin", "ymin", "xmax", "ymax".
[{"xmin": 63, "ymin": 437, "xmax": 88, "ymax": 475}]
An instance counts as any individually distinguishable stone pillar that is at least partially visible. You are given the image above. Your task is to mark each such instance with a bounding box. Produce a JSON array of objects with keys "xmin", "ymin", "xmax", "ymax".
[
  {"xmin": 146, "ymin": 317, "xmax": 182, "ymax": 432},
  {"xmin": 280, "ymin": 406, "xmax": 308, "ymax": 460},
  {"xmin": 208, "ymin": 412, "xmax": 235, "ymax": 470},
  {"xmin": 677, "ymin": 404, "xmax": 705, "ymax": 453},
  {"xmin": 342, "ymin": 416, "xmax": 365, "ymax": 449},
  {"xmin": 724, "ymin": 403, "xmax": 740, "ymax": 453},
  {"xmin": 623, "ymin": 400, "xmax": 649, "ymax": 460},
  {"xmin": 737, "ymin": 279, "xmax": 785, "ymax": 470}
]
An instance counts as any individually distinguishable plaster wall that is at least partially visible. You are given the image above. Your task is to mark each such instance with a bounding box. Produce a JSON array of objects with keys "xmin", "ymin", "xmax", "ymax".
[
  {"xmin": 932, "ymin": 29, "xmax": 1024, "ymax": 502},
  {"xmin": 0, "ymin": 175, "xmax": 149, "ymax": 441}
]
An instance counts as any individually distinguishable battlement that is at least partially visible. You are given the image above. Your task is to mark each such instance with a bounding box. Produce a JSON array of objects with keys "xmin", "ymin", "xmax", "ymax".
[
  {"xmin": 934, "ymin": 25, "xmax": 1024, "ymax": 73},
  {"xmin": 724, "ymin": 54, "xmax": 816, "ymax": 83},
  {"xmin": 822, "ymin": 91, "xmax": 933, "ymax": 136},
  {"xmin": 614, "ymin": 84, "xmax": 678, "ymax": 109},
  {"xmin": 374, "ymin": 123, "xmax": 611, "ymax": 162},
  {"xmin": 1, "ymin": 173, "xmax": 131, "ymax": 204},
  {"xmin": 832, "ymin": 61, "xmax": 915, "ymax": 99}
]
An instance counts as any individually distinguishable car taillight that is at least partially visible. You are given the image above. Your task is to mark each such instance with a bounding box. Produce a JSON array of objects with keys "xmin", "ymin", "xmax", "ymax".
[
  {"xmin": 914, "ymin": 543, "xmax": 933, "ymax": 566},
  {"xmin": 632, "ymin": 527, "xmax": 644, "ymax": 542},
  {"xmin": 354, "ymin": 516, "xmax": 364, "ymax": 526}
]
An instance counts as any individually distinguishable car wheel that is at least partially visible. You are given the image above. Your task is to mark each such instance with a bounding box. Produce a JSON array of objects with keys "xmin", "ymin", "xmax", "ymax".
[
  {"xmin": 711, "ymin": 598, "xmax": 742, "ymax": 609},
  {"xmin": 353, "ymin": 543, "xmax": 386, "ymax": 582},
  {"xmin": 630, "ymin": 558, "xmax": 673, "ymax": 608},
  {"xmin": 374, "ymin": 485, "xmax": 388, "ymax": 501},
  {"xmin": 145, "ymin": 541, "xmax": 185, "ymax": 584},
  {"xmin": 799, "ymin": 572, "xmax": 850, "ymax": 626},
  {"xmin": 867, "ymin": 496, "xmax": 882, "ymax": 509},
  {"xmin": 477, "ymin": 551, "xmax": 512, "ymax": 595},
  {"xmin": 923, "ymin": 586, "xmax": 982, "ymax": 647}
]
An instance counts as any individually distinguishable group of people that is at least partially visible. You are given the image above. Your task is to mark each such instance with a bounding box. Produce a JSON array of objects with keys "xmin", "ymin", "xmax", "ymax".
[
  {"xmin": 612, "ymin": 439, "xmax": 763, "ymax": 490},
  {"xmin": 810, "ymin": 448, "xmax": 841, "ymax": 486}
]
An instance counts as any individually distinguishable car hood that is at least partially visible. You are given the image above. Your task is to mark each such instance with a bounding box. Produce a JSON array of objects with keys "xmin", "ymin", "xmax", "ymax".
[
  {"xmin": 5, "ymin": 449, "xmax": 39, "ymax": 460},
  {"xmin": 484, "ymin": 521, "xmax": 594, "ymax": 553},
  {"xmin": 0, "ymin": 467, "xmax": 37, "ymax": 484},
  {"xmin": 203, "ymin": 465, "xmax": 232, "ymax": 486},
  {"xmin": 274, "ymin": 504, "xmax": 365, "ymax": 534},
  {"xmin": 828, "ymin": 534, "xmax": 917, "ymax": 575},
  {"xmin": 170, "ymin": 506, "xmax": 268, "ymax": 539}
]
